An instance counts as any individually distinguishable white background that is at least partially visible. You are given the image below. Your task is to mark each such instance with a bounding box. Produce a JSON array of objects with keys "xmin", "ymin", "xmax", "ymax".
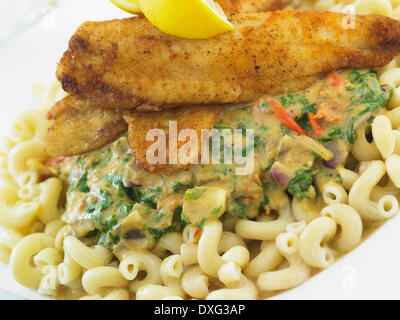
[{"xmin": 0, "ymin": 0, "xmax": 399, "ymax": 300}]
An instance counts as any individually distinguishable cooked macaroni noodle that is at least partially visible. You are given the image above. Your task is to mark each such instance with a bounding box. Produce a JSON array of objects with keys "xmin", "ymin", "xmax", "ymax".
[{"xmin": 1, "ymin": 1, "xmax": 400, "ymax": 301}]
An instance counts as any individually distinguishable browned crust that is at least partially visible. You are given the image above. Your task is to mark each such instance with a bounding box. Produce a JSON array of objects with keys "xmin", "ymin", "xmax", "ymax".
[
  {"xmin": 57, "ymin": 11, "xmax": 400, "ymax": 111},
  {"xmin": 46, "ymin": 95, "xmax": 128, "ymax": 157},
  {"xmin": 124, "ymin": 105, "xmax": 223, "ymax": 172},
  {"xmin": 216, "ymin": 0, "xmax": 290, "ymax": 13}
]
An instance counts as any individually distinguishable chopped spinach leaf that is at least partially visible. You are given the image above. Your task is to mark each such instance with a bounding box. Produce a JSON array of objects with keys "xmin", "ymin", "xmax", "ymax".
[
  {"xmin": 288, "ymin": 169, "xmax": 313, "ymax": 200},
  {"xmin": 184, "ymin": 188, "xmax": 207, "ymax": 201},
  {"xmin": 70, "ymin": 172, "xmax": 90, "ymax": 193},
  {"xmin": 231, "ymin": 197, "xmax": 248, "ymax": 219},
  {"xmin": 171, "ymin": 182, "xmax": 195, "ymax": 193},
  {"xmin": 140, "ymin": 186, "xmax": 162, "ymax": 209},
  {"xmin": 320, "ymin": 127, "xmax": 342, "ymax": 142},
  {"xmin": 147, "ymin": 226, "xmax": 176, "ymax": 240}
]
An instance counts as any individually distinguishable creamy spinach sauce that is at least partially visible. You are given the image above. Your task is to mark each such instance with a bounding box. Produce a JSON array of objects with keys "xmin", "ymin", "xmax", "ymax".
[{"xmin": 58, "ymin": 70, "xmax": 392, "ymax": 251}]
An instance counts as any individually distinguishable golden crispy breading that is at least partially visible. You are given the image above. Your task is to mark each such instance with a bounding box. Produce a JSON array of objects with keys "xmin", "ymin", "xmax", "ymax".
[
  {"xmin": 46, "ymin": 95, "xmax": 127, "ymax": 157},
  {"xmin": 124, "ymin": 106, "xmax": 223, "ymax": 172},
  {"xmin": 216, "ymin": 0, "xmax": 290, "ymax": 13},
  {"xmin": 57, "ymin": 11, "xmax": 400, "ymax": 110}
]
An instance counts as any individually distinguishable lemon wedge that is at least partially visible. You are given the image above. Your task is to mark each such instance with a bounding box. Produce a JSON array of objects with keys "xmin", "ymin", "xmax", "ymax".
[
  {"xmin": 138, "ymin": 0, "xmax": 234, "ymax": 39},
  {"xmin": 110, "ymin": 0, "xmax": 141, "ymax": 14}
]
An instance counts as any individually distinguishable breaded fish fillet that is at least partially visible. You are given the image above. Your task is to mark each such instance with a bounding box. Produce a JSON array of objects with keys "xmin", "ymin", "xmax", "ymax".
[
  {"xmin": 46, "ymin": 96, "xmax": 127, "ymax": 157},
  {"xmin": 124, "ymin": 106, "xmax": 223, "ymax": 172},
  {"xmin": 57, "ymin": 11, "xmax": 400, "ymax": 110},
  {"xmin": 216, "ymin": 0, "xmax": 290, "ymax": 13}
]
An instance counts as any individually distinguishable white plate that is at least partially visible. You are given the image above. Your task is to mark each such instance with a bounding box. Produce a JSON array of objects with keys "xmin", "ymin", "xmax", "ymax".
[{"xmin": 0, "ymin": 0, "xmax": 400, "ymax": 300}]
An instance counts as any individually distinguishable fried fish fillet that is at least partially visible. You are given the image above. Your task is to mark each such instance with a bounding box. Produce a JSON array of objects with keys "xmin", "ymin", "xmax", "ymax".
[
  {"xmin": 57, "ymin": 11, "xmax": 400, "ymax": 110},
  {"xmin": 46, "ymin": 96, "xmax": 127, "ymax": 157},
  {"xmin": 216, "ymin": 0, "xmax": 290, "ymax": 13},
  {"xmin": 124, "ymin": 106, "xmax": 223, "ymax": 172}
]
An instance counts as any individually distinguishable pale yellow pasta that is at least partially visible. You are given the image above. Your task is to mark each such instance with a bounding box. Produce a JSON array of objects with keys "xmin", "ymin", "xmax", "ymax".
[
  {"xmin": 180, "ymin": 243, "xmax": 198, "ymax": 266},
  {"xmin": 57, "ymin": 252, "xmax": 82, "ymax": 285},
  {"xmin": 321, "ymin": 204, "xmax": 363, "ymax": 252},
  {"xmin": 218, "ymin": 231, "xmax": 247, "ymax": 253},
  {"xmin": 218, "ymin": 246, "xmax": 250, "ymax": 286},
  {"xmin": 392, "ymin": 130, "xmax": 400, "ymax": 154},
  {"xmin": 353, "ymin": 0, "xmax": 393, "ymax": 15},
  {"xmin": 0, "ymin": 137, "xmax": 15, "ymax": 155},
  {"xmin": 79, "ymin": 294, "xmax": 102, "ymax": 300},
  {"xmin": 197, "ymin": 219, "xmax": 224, "ymax": 277},
  {"xmin": 30, "ymin": 221, "xmax": 45, "ymax": 234},
  {"xmin": 337, "ymin": 167, "xmax": 359, "ymax": 191},
  {"xmin": 80, "ymin": 287, "xmax": 122, "ymax": 300},
  {"xmin": 119, "ymin": 252, "xmax": 161, "ymax": 280},
  {"xmin": 82, "ymin": 266, "xmax": 129, "ymax": 295},
  {"xmin": 221, "ymin": 246, "xmax": 250, "ymax": 268},
  {"xmin": 0, "ymin": 227, "xmax": 23, "ymax": 262},
  {"xmin": 44, "ymin": 219, "xmax": 65, "ymax": 237},
  {"xmin": 0, "ymin": 184, "xmax": 40, "ymax": 229},
  {"xmin": 243, "ymin": 241, "xmax": 283, "ymax": 279},
  {"xmin": 102, "ymin": 288, "xmax": 130, "ymax": 300},
  {"xmin": 182, "ymin": 224, "xmax": 200, "ymax": 244},
  {"xmin": 291, "ymin": 198, "xmax": 321, "ymax": 222},
  {"xmin": 33, "ymin": 247, "xmax": 63, "ymax": 267},
  {"xmin": 181, "ymin": 266, "xmax": 209, "ymax": 299},
  {"xmin": 392, "ymin": 5, "xmax": 400, "ymax": 19},
  {"xmin": 351, "ymin": 124, "xmax": 381, "ymax": 161},
  {"xmin": 54, "ymin": 225, "xmax": 70, "ymax": 252},
  {"xmin": 377, "ymin": 60, "xmax": 397, "ymax": 76},
  {"xmin": 257, "ymin": 254, "xmax": 311, "ymax": 292},
  {"xmin": 119, "ymin": 252, "xmax": 163, "ymax": 293},
  {"xmin": 286, "ymin": 221, "xmax": 306, "ymax": 235},
  {"xmin": 320, "ymin": 180, "xmax": 348, "ymax": 205},
  {"xmin": 137, "ymin": 252, "xmax": 182, "ymax": 300},
  {"xmin": 380, "ymin": 68, "xmax": 400, "ymax": 108},
  {"xmin": 153, "ymin": 232, "xmax": 183, "ymax": 256},
  {"xmin": 18, "ymin": 183, "xmax": 41, "ymax": 201},
  {"xmin": 206, "ymin": 275, "xmax": 257, "ymax": 300},
  {"xmin": 218, "ymin": 261, "xmax": 242, "ymax": 286},
  {"xmin": 136, "ymin": 284, "xmax": 185, "ymax": 300},
  {"xmin": 275, "ymin": 232, "xmax": 299, "ymax": 256},
  {"xmin": 160, "ymin": 254, "xmax": 184, "ymax": 284},
  {"xmin": 299, "ymin": 217, "xmax": 337, "ymax": 268},
  {"xmin": 162, "ymin": 296, "xmax": 184, "ymax": 300},
  {"xmin": 257, "ymin": 233, "xmax": 311, "ymax": 291},
  {"xmin": 386, "ymin": 107, "xmax": 400, "ymax": 129},
  {"xmin": 372, "ymin": 115, "xmax": 395, "ymax": 158},
  {"xmin": 235, "ymin": 196, "xmax": 295, "ymax": 240},
  {"xmin": 38, "ymin": 178, "xmax": 63, "ymax": 224},
  {"xmin": 32, "ymin": 81, "xmax": 64, "ymax": 111},
  {"xmin": 9, "ymin": 233, "xmax": 55, "ymax": 289},
  {"xmin": 371, "ymin": 180, "xmax": 400, "ymax": 199},
  {"xmin": 386, "ymin": 154, "xmax": 400, "ymax": 187},
  {"xmin": 7, "ymin": 140, "xmax": 47, "ymax": 186},
  {"xmin": 378, "ymin": 195, "xmax": 399, "ymax": 219},
  {"xmin": 180, "ymin": 232, "xmax": 247, "ymax": 268},
  {"xmin": 3, "ymin": 0, "xmax": 400, "ymax": 301},
  {"xmin": 63, "ymin": 236, "xmax": 113, "ymax": 269},
  {"xmin": 137, "ymin": 260, "xmax": 184, "ymax": 298},
  {"xmin": 314, "ymin": 0, "xmax": 337, "ymax": 10},
  {"xmin": 61, "ymin": 274, "xmax": 83, "ymax": 291},
  {"xmin": 11, "ymin": 109, "xmax": 49, "ymax": 143},
  {"xmin": 0, "ymin": 155, "xmax": 10, "ymax": 182},
  {"xmin": 349, "ymin": 161, "xmax": 399, "ymax": 221},
  {"xmin": 38, "ymin": 265, "xmax": 59, "ymax": 297}
]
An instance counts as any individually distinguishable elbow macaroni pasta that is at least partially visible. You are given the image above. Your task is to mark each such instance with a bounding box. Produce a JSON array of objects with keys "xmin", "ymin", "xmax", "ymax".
[{"xmin": 2, "ymin": 1, "xmax": 400, "ymax": 300}]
